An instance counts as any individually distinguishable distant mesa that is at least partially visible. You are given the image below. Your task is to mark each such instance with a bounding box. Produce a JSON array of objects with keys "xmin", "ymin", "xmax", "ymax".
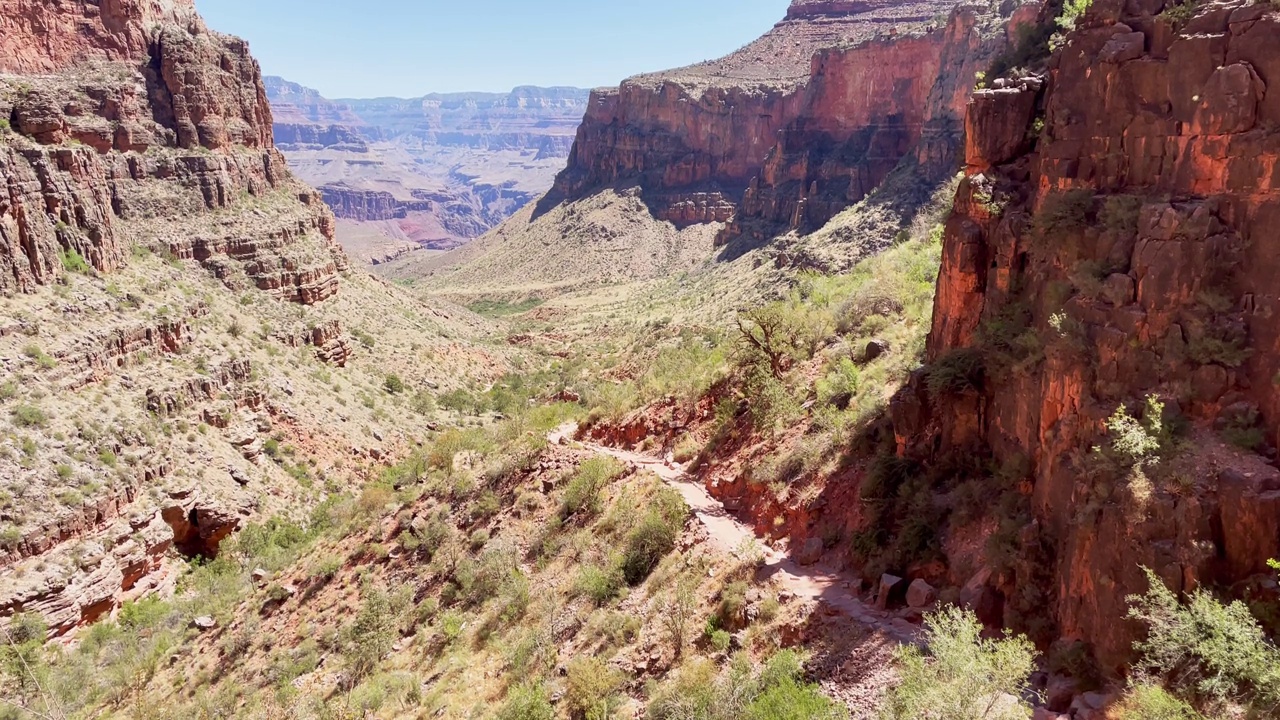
[{"xmin": 263, "ymin": 77, "xmax": 590, "ymax": 264}]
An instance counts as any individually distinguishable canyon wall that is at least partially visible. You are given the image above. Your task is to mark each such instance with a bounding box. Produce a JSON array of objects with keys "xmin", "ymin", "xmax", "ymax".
[
  {"xmin": 894, "ymin": 0, "xmax": 1280, "ymax": 671},
  {"xmin": 264, "ymin": 80, "xmax": 590, "ymax": 261},
  {"xmin": 549, "ymin": 0, "xmax": 1011, "ymax": 238},
  {"xmin": 0, "ymin": 0, "xmax": 367, "ymax": 635}
]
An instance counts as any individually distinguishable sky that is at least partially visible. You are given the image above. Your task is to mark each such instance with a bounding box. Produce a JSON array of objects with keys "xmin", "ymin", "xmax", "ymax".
[{"xmin": 196, "ymin": 0, "xmax": 789, "ymax": 99}]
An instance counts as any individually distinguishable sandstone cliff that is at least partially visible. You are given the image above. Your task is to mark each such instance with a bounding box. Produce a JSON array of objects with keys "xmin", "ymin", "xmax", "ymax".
[
  {"xmin": 549, "ymin": 0, "xmax": 1011, "ymax": 240},
  {"xmin": 0, "ymin": 0, "xmax": 498, "ymax": 637},
  {"xmin": 893, "ymin": 0, "xmax": 1280, "ymax": 672}
]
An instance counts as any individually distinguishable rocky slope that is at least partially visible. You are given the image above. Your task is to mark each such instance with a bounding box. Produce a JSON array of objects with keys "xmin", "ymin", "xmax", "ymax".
[
  {"xmin": 893, "ymin": 0, "xmax": 1280, "ymax": 672},
  {"xmin": 264, "ymin": 79, "xmax": 590, "ymax": 263},
  {"xmin": 406, "ymin": 0, "xmax": 1019, "ymax": 295},
  {"xmin": 0, "ymin": 0, "xmax": 499, "ymax": 637}
]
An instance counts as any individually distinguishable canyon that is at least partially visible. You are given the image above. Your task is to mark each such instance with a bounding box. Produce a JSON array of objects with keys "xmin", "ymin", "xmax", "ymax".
[
  {"xmin": 265, "ymin": 77, "xmax": 590, "ymax": 264},
  {"xmin": 0, "ymin": 0, "xmax": 495, "ymax": 641},
  {"xmin": 4, "ymin": 0, "xmax": 1280, "ymax": 716},
  {"xmin": 407, "ymin": 0, "xmax": 1023, "ymax": 294}
]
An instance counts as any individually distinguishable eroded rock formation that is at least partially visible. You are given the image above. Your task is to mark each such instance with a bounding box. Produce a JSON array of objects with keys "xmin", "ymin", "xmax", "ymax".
[
  {"xmin": 894, "ymin": 0, "xmax": 1280, "ymax": 671},
  {"xmin": 0, "ymin": 0, "xmax": 346, "ymax": 301},
  {"xmin": 0, "ymin": 0, "xmax": 350, "ymax": 636},
  {"xmin": 264, "ymin": 79, "xmax": 590, "ymax": 260},
  {"xmin": 549, "ymin": 0, "xmax": 1011, "ymax": 241}
]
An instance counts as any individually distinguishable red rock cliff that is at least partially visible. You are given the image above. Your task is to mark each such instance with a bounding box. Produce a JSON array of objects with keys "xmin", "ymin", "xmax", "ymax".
[
  {"xmin": 550, "ymin": 0, "xmax": 1010, "ymax": 233},
  {"xmin": 0, "ymin": 0, "xmax": 345, "ymax": 301},
  {"xmin": 895, "ymin": 0, "xmax": 1280, "ymax": 671}
]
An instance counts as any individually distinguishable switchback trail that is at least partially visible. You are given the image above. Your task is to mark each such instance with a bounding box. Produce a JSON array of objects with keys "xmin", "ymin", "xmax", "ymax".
[{"xmin": 549, "ymin": 424, "xmax": 919, "ymax": 643}]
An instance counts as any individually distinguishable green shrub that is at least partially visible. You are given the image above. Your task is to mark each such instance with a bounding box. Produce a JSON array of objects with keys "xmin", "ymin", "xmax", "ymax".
[
  {"xmin": 22, "ymin": 345, "xmax": 56, "ymax": 370},
  {"xmin": 816, "ymin": 357, "xmax": 860, "ymax": 408},
  {"xmin": 1056, "ymin": 0, "xmax": 1094, "ymax": 34},
  {"xmin": 352, "ymin": 328, "xmax": 376, "ymax": 349},
  {"xmin": 1127, "ymin": 567, "xmax": 1280, "ymax": 712},
  {"xmin": 383, "ymin": 374, "xmax": 407, "ymax": 394},
  {"xmin": 1105, "ymin": 395, "xmax": 1167, "ymax": 468},
  {"xmin": 925, "ymin": 348, "xmax": 985, "ymax": 397},
  {"xmin": 59, "ymin": 248, "xmax": 91, "ymax": 274},
  {"xmin": 1100, "ymin": 194, "xmax": 1143, "ymax": 236},
  {"xmin": 646, "ymin": 650, "xmax": 845, "ymax": 720},
  {"xmin": 342, "ymin": 587, "xmax": 397, "ymax": 685},
  {"xmin": 1031, "ymin": 189, "xmax": 1095, "ymax": 257},
  {"xmin": 496, "ymin": 683, "xmax": 555, "ymax": 720},
  {"xmin": 1158, "ymin": 0, "xmax": 1198, "ymax": 26},
  {"xmin": 411, "ymin": 388, "xmax": 436, "ymax": 416},
  {"xmin": 565, "ymin": 656, "xmax": 625, "ymax": 720},
  {"xmin": 1112, "ymin": 684, "xmax": 1205, "ymax": 720},
  {"xmin": 438, "ymin": 388, "xmax": 484, "ymax": 415},
  {"xmin": 620, "ymin": 487, "xmax": 687, "ymax": 584},
  {"xmin": 882, "ymin": 606, "xmax": 1036, "ymax": 719},
  {"xmin": 575, "ymin": 563, "xmax": 624, "ymax": 606},
  {"xmin": 11, "ymin": 404, "xmax": 48, "ymax": 428},
  {"xmin": 561, "ymin": 456, "xmax": 624, "ymax": 519}
]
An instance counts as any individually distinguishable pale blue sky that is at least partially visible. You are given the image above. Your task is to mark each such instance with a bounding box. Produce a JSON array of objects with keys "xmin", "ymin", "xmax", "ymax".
[{"xmin": 196, "ymin": 0, "xmax": 788, "ymax": 98}]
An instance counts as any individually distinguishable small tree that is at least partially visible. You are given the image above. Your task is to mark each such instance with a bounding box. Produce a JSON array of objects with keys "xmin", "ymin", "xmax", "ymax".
[
  {"xmin": 342, "ymin": 587, "xmax": 396, "ymax": 686},
  {"xmin": 883, "ymin": 606, "xmax": 1036, "ymax": 719},
  {"xmin": 1127, "ymin": 568, "xmax": 1280, "ymax": 714},
  {"xmin": 660, "ymin": 579, "xmax": 696, "ymax": 660}
]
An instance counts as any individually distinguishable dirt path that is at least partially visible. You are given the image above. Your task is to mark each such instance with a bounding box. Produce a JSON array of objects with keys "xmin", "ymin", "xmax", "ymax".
[{"xmin": 550, "ymin": 425, "xmax": 919, "ymax": 643}]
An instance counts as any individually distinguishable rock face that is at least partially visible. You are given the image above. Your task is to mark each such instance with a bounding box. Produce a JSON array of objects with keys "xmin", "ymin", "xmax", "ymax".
[
  {"xmin": 0, "ymin": 1, "xmax": 345, "ymax": 300},
  {"xmin": 548, "ymin": 0, "xmax": 1008, "ymax": 241},
  {"xmin": 264, "ymin": 79, "xmax": 590, "ymax": 262},
  {"xmin": 893, "ymin": 0, "xmax": 1280, "ymax": 671},
  {"xmin": 264, "ymin": 76, "xmax": 373, "ymax": 152},
  {"xmin": 0, "ymin": 0, "xmax": 352, "ymax": 636}
]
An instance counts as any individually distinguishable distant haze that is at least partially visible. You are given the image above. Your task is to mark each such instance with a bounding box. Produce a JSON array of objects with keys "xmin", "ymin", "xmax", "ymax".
[{"xmin": 196, "ymin": 0, "xmax": 789, "ymax": 98}]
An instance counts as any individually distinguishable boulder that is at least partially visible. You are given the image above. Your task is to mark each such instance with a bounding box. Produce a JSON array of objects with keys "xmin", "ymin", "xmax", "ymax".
[
  {"xmin": 1045, "ymin": 674, "xmax": 1079, "ymax": 712},
  {"xmin": 795, "ymin": 538, "xmax": 824, "ymax": 566},
  {"xmin": 876, "ymin": 573, "xmax": 905, "ymax": 610},
  {"xmin": 906, "ymin": 579, "xmax": 937, "ymax": 608},
  {"xmin": 192, "ymin": 616, "xmax": 216, "ymax": 631}
]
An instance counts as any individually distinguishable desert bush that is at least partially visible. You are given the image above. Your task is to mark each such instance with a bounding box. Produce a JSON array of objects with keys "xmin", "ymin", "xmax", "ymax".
[
  {"xmin": 1030, "ymin": 189, "xmax": 1095, "ymax": 258},
  {"xmin": 383, "ymin": 373, "xmax": 407, "ymax": 394},
  {"xmin": 646, "ymin": 650, "xmax": 845, "ymax": 720},
  {"xmin": 883, "ymin": 606, "xmax": 1035, "ymax": 720},
  {"xmin": 59, "ymin": 248, "xmax": 90, "ymax": 274},
  {"xmin": 565, "ymin": 656, "xmax": 625, "ymax": 720},
  {"xmin": 10, "ymin": 403, "xmax": 48, "ymax": 428},
  {"xmin": 660, "ymin": 578, "xmax": 697, "ymax": 659},
  {"xmin": 1112, "ymin": 684, "xmax": 1205, "ymax": 720},
  {"xmin": 1105, "ymin": 395, "xmax": 1167, "ymax": 467},
  {"xmin": 575, "ymin": 563, "xmax": 625, "ymax": 605},
  {"xmin": 410, "ymin": 388, "xmax": 436, "ymax": 416},
  {"xmin": 497, "ymin": 683, "xmax": 555, "ymax": 720},
  {"xmin": 816, "ymin": 356, "xmax": 860, "ymax": 408},
  {"xmin": 1100, "ymin": 194, "xmax": 1143, "ymax": 236},
  {"xmin": 925, "ymin": 348, "xmax": 985, "ymax": 397},
  {"xmin": 341, "ymin": 587, "xmax": 397, "ymax": 685},
  {"xmin": 742, "ymin": 362, "xmax": 801, "ymax": 434},
  {"xmin": 620, "ymin": 487, "xmax": 687, "ymax": 584},
  {"xmin": 1127, "ymin": 567, "xmax": 1280, "ymax": 713},
  {"xmin": 561, "ymin": 456, "xmax": 624, "ymax": 519}
]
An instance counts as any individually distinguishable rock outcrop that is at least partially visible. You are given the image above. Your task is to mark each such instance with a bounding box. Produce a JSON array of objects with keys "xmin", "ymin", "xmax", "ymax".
[
  {"xmin": 548, "ymin": 0, "xmax": 1010, "ymax": 241},
  {"xmin": 0, "ymin": 1, "xmax": 346, "ymax": 301},
  {"xmin": 0, "ymin": 0, "xmax": 359, "ymax": 637},
  {"xmin": 893, "ymin": 0, "xmax": 1280, "ymax": 671}
]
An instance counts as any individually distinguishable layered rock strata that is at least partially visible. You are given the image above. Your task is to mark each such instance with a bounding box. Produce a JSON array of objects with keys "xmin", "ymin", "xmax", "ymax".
[
  {"xmin": 550, "ymin": 0, "xmax": 1010, "ymax": 239},
  {"xmin": 893, "ymin": 0, "xmax": 1280, "ymax": 670},
  {"xmin": 0, "ymin": 0, "xmax": 351, "ymax": 636}
]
